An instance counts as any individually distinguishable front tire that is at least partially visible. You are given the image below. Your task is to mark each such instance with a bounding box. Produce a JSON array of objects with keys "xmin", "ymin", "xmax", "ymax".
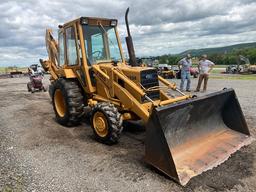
[
  {"xmin": 52, "ymin": 78, "xmax": 84, "ymax": 126},
  {"xmin": 91, "ymin": 103, "xmax": 123, "ymax": 145}
]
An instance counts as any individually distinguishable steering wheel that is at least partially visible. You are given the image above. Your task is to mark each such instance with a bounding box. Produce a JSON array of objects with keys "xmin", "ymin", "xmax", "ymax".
[{"xmin": 91, "ymin": 50, "xmax": 102, "ymax": 60}]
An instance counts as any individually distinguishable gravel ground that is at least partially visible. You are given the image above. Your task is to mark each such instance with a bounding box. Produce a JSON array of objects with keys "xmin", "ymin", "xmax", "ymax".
[{"xmin": 0, "ymin": 75, "xmax": 256, "ymax": 192}]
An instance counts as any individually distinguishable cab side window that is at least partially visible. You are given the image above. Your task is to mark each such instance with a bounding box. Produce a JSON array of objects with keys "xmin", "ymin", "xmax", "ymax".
[
  {"xmin": 58, "ymin": 32, "xmax": 65, "ymax": 66},
  {"xmin": 66, "ymin": 26, "xmax": 78, "ymax": 66}
]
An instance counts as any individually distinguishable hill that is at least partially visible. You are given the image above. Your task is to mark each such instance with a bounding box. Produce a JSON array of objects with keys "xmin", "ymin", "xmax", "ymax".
[{"xmin": 180, "ymin": 42, "xmax": 256, "ymax": 56}]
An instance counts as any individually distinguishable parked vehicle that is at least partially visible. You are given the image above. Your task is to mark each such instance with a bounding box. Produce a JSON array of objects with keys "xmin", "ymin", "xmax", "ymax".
[
  {"xmin": 176, "ymin": 67, "xmax": 199, "ymax": 79},
  {"xmin": 226, "ymin": 55, "xmax": 256, "ymax": 74},
  {"xmin": 157, "ymin": 64, "xmax": 176, "ymax": 79},
  {"xmin": 27, "ymin": 64, "xmax": 47, "ymax": 93}
]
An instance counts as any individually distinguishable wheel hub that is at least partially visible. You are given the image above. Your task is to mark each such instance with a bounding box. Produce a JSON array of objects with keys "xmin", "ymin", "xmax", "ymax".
[
  {"xmin": 54, "ymin": 89, "xmax": 66, "ymax": 117},
  {"xmin": 93, "ymin": 112, "xmax": 108, "ymax": 137}
]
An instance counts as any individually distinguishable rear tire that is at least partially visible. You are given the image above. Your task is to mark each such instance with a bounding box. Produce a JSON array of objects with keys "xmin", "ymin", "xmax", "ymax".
[
  {"xmin": 91, "ymin": 102, "xmax": 123, "ymax": 145},
  {"xmin": 49, "ymin": 83, "xmax": 54, "ymax": 98},
  {"xmin": 52, "ymin": 78, "xmax": 84, "ymax": 126}
]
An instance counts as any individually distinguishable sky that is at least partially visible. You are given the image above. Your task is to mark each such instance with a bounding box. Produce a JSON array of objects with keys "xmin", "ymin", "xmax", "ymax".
[{"xmin": 0, "ymin": 0, "xmax": 256, "ymax": 67}]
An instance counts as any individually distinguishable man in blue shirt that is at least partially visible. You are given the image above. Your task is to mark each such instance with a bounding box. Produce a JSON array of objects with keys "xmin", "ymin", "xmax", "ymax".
[{"xmin": 178, "ymin": 54, "xmax": 192, "ymax": 91}]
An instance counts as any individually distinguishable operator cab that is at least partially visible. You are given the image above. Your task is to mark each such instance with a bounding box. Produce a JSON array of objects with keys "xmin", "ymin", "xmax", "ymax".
[
  {"xmin": 58, "ymin": 17, "xmax": 124, "ymax": 67},
  {"xmin": 81, "ymin": 17, "xmax": 123, "ymax": 65},
  {"xmin": 57, "ymin": 17, "xmax": 124, "ymax": 90}
]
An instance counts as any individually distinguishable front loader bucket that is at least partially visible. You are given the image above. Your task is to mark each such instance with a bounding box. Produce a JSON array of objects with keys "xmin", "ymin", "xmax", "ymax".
[{"xmin": 145, "ymin": 88, "xmax": 254, "ymax": 186}]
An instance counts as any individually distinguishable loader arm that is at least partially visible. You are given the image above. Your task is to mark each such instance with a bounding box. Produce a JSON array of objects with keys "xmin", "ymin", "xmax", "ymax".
[
  {"xmin": 92, "ymin": 65, "xmax": 192, "ymax": 122},
  {"xmin": 92, "ymin": 65, "xmax": 150, "ymax": 122}
]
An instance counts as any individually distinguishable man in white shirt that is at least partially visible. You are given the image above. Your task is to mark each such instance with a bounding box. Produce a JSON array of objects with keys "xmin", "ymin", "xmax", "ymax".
[
  {"xmin": 195, "ymin": 54, "xmax": 215, "ymax": 92},
  {"xmin": 178, "ymin": 54, "xmax": 192, "ymax": 91}
]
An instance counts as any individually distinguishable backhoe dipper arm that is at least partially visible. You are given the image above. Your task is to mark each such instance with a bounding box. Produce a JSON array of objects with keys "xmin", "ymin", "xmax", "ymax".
[{"xmin": 39, "ymin": 29, "xmax": 59, "ymax": 80}]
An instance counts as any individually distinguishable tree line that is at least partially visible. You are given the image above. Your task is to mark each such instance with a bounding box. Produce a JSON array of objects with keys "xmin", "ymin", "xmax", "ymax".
[{"xmin": 158, "ymin": 48, "xmax": 256, "ymax": 65}]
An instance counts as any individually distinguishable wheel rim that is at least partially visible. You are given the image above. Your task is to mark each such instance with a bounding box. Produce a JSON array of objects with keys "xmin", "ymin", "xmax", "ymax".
[
  {"xmin": 93, "ymin": 111, "xmax": 108, "ymax": 137},
  {"xmin": 54, "ymin": 89, "xmax": 66, "ymax": 117}
]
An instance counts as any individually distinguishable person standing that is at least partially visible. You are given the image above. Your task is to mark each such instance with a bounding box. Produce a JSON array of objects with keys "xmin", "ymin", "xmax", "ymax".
[
  {"xmin": 178, "ymin": 54, "xmax": 192, "ymax": 91},
  {"xmin": 195, "ymin": 54, "xmax": 215, "ymax": 92}
]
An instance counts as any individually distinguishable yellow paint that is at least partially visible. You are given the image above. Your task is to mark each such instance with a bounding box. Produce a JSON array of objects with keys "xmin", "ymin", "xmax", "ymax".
[
  {"xmin": 159, "ymin": 95, "xmax": 190, "ymax": 106},
  {"xmin": 122, "ymin": 113, "xmax": 132, "ymax": 120},
  {"xmin": 64, "ymin": 69, "xmax": 76, "ymax": 78},
  {"xmin": 42, "ymin": 16, "xmax": 191, "ymax": 124},
  {"xmin": 88, "ymin": 99, "xmax": 97, "ymax": 107},
  {"xmin": 93, "ymin": 111, "xmax": 108, "ymax": 137},
  {"xmin": 54, "ymin": 89, "xmax": 66, "ymax": 117}
]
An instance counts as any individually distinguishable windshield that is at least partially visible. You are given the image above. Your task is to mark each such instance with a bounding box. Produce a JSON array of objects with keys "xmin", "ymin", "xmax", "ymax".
[{"xmin": 83, "ymin": 25, "xmax": 122, "ymax": 65}]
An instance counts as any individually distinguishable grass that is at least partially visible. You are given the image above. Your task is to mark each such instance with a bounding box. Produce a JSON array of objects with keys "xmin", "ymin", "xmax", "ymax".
[
  {"xmin": 211, "ymin": 69, "xmax": 223, "ymax": 74},
  {"xmin": 211, "ymin": 74, "xmax": 256, "ymax": 80},
  {"xmin": 0, "ymin": 67, "xmax": 6, "ymax": 73},
  {"xmin": 213, "ymin": 65, "xmax": 228, "ymax": 68},
  {"xmin": 0, "ymin": 67, "xmax": 28, "ymax": 74},
  {"xmin": 210, "ymin": 68, "xmax": 256, "ymax": 80},
  {"xmin": 191, "ymin": 64, "xmax": 228, "ymax": 68}
]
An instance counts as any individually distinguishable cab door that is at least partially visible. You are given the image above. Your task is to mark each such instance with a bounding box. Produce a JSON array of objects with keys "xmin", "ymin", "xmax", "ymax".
[
  {"xmin": 63, "ymin": 24, "xmax": 89, "ymax": 90},
  {"xmin": 64, "ymin": 25, "xmax": 79, "ymax": 70}
]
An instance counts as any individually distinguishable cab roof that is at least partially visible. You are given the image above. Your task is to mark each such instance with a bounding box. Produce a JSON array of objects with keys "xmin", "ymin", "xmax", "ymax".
[{"xmin": 63, "ymin": 17, "xmax": 118, "ymax": 27}]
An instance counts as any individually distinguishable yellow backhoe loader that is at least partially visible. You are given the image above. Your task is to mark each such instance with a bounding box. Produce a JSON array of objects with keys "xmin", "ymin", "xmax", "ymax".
[{"xmin": 40, "ymin": 8, "xmax": 254, "ymax": 185}]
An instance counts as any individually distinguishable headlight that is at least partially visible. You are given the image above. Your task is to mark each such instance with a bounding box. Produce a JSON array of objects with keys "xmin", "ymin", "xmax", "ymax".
[
  {"xmin": 146, "ymin": 74, "xmax": 154, "ymax": 79},
  {"xmin": 110, "ymin": 20, "xmax": 117, "ymax": 26},
  {"xmin": 80, "ymin": 17, "xmax": 88, "ymax": 25}
]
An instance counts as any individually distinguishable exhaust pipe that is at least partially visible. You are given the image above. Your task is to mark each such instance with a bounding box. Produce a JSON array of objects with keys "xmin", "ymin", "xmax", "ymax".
[{"xmin": 125, "ymin": 8, "xmax": 138, "ymax": 67}]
